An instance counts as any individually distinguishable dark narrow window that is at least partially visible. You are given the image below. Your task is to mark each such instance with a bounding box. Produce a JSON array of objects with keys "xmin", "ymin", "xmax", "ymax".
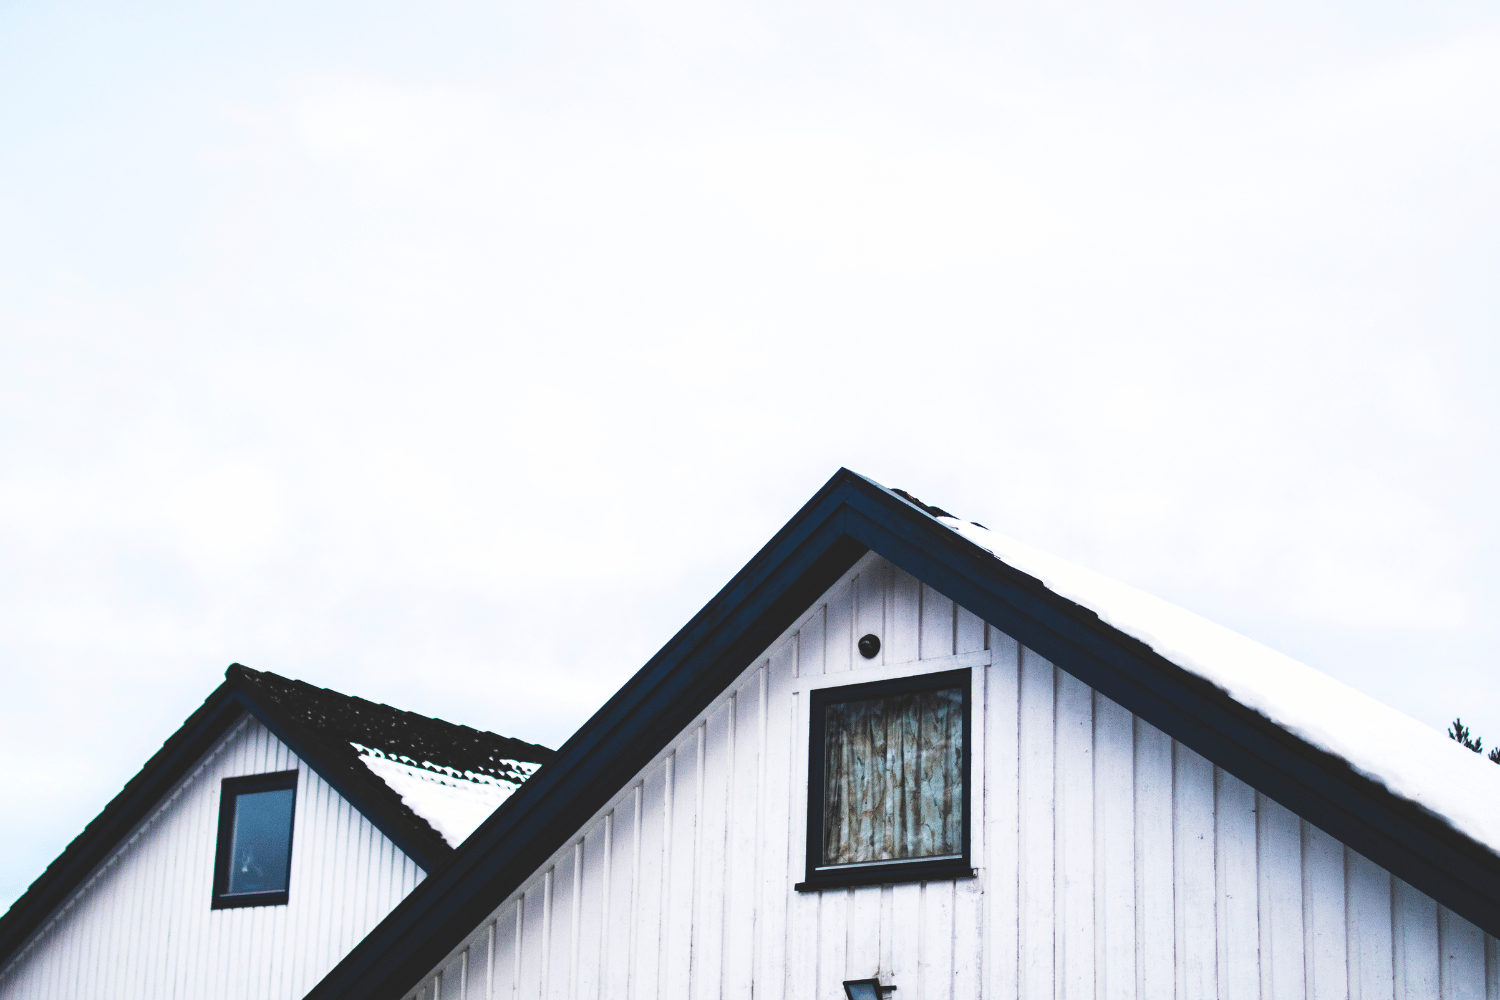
[
  {"xmin": 797, "ymin": 669, "xmax": 972, "ymax": 891},
  {"xmin": 212, "ymin": 770, "xmax": 298, "ymax": 909}
]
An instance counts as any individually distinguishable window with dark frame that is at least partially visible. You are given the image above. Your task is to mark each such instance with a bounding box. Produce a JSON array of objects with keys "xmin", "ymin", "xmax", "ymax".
[
  {"xmin": 797, "ymin": 668, "xmax": 972, "ymax": 891},
  {"xmin": 212, "ymin": 770, "xmax": 298, "ymax": 909}
]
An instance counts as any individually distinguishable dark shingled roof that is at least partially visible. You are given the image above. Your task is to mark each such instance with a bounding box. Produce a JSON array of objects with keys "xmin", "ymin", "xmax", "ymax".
[
  {"xmin": 232, "ymin": 665, "xmax": 553, "ymax": 788},
  {"xmin": 0, "ymin": 664, "xmax": 553, "ymax": 973}
]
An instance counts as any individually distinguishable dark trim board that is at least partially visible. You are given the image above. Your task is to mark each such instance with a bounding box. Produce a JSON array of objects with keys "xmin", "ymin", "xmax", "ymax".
[
  {"xmin": 796, "ymin": 862, "xmax": 977, "ymax": 892},
  {"xmin": 0, "ymin": 687, "xmax": 249, "ymax": 969},
  {"xmin": 304, "ymin": 478, "xmax": 873, "ymax": 999},
  {"xmin": 305, "ymin": 468, "xmax": 1500, "ymax": 1000}
]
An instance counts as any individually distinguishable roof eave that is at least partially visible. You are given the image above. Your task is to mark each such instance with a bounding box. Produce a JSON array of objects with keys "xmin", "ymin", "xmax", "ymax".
[{"xmin": 0, "ymin": 679, "xmax": 245, "ymax": 966}]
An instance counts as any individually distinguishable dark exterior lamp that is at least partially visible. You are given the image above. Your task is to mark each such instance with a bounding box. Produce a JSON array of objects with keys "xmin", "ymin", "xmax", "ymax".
[{"xmin": 843, "ymin": 980, "xmax": 895, "ymax": 1000}]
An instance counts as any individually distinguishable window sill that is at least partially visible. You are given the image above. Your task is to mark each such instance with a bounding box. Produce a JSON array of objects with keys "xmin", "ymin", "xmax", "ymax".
[
  {"xmin": 795, "ymin": 861, "xmax": 976, "ymax": 892},
  {"xmin": 211, "ymin": 890, "xmax": 289, "ymax": 910}
]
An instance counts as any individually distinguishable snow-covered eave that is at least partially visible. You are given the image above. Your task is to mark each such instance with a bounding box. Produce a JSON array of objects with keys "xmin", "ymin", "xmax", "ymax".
[
  {"xmin": 353, "ymin": 746, "xmax": 540, "ymax": 848},
  {"xmin": 931, "ymin": 515, "xmax": 1500, "ymax": 863}
]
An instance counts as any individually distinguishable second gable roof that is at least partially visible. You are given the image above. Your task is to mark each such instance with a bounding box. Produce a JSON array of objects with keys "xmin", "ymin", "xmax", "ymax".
[{"xmin": 0, "ymin": 664, "xmax": 552, "ymax": 973}]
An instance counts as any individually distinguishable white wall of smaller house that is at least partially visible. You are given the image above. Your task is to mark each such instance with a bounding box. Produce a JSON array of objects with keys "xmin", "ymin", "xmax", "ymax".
[
  {"xmin": 400, "ymin": 552, "xmax": 1500, "ymax": 1000},
  {"xmin": 0, "ymin": 713, "xmax": 425, "ymax": 1000}
]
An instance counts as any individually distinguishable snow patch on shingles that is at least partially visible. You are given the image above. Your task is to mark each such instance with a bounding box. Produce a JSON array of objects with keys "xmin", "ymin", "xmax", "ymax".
[
  {"xmin": 935, "ymin": 516, "xmax": 1500, "ymax": 858},
  {"xmin": 353, "ymin": 747, "xmax": 539, "ymax": 848}
]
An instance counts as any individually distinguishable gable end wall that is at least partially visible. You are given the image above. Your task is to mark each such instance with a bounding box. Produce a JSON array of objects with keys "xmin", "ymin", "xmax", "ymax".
[
  {"xmin": 394, "ymin": 552, "xmax": 1500, "ymax": 1000},
  {"xmin": 0, "ymin": 714, "xmax": 425, "ymax": 1000}
]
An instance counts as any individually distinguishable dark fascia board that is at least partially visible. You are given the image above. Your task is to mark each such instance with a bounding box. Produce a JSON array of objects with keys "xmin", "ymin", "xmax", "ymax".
[
  {"xmin": 0, "ymin": 680, "xmax": 244, "ymax": 970},
  {"xmin": 0, "ymin": 671, "xmax": 451, "ymax": 973},
  {"xmin": 305, "ymin": 473, "xmax": 872, "ymax": 1000},
  {"xmin": 306, "ymin": 469, "xmax": 1500, "ymax": 1000}
]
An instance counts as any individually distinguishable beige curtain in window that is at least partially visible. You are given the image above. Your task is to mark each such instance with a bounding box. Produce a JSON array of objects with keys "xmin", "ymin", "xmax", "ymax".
[{"xmin": 822, "ymin": 686, "xmax": 963, "ymax": 866}]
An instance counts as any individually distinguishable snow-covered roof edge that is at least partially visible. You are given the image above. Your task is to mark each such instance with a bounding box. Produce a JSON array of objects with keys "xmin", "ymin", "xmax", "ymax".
[
  {"xmin": 934, "ymin": 515, "xmax": 1500, "ymax": 859},
  {"xmin": 353, "ymin": 744, "xmax": 542, "ymax": 848}
]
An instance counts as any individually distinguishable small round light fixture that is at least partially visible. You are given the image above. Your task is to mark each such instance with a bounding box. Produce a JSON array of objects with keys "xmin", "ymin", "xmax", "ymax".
[{"xmin": 858, "ymin": 634, "xmax": 881, "ymax": 659}]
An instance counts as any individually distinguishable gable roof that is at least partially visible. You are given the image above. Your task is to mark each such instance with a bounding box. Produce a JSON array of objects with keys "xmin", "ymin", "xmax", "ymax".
[
  {"xmin": 0, "ymin": 664, "xmax": 552, "ymax": 971},
  {"xmin": 307, "ymin": 467, "xmax": 1500, "ymax": 1000}
]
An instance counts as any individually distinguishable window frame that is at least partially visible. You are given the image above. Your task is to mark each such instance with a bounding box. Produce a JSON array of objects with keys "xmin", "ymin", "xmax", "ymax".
[
  {"xmin": 211, "ymin": 769, "xmax": 300, "ymax": 910},
  {"xmin": 797, "ymin": 667, "xmax": 973, "ymax": 892}
]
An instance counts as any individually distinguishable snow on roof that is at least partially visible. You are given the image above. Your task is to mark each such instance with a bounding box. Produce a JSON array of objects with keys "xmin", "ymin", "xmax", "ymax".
[
  {"xmin": 933, "ymin": 515, "xmax": 1500, "ymax": 858},
  {"xmin": 353, "ymin": 745, "xmax": 541, "ymax": 847},
  {"xmin": 229, "ymin": 666, "xmax": 554, "ymax": 853}
]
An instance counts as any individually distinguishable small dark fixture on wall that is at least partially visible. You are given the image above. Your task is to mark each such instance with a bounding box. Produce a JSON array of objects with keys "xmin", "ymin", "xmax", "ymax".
[
  {"xmin": 844, "ymin": 980, "xmax": 896, "ymax": 1000},
  {"xmin": 857, "ymin": 634, "xmax": 881, "ymax": 659}
]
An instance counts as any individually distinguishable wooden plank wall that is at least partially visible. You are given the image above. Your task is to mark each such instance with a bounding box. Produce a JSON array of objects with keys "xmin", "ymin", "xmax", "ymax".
[
  {"xmin": 0, "ymin": 715, "xmax": 425, "ymax": 1000},
  {"xmin": 406, "ymin": 550, "xmax": 1500, "ymax": 1000}
]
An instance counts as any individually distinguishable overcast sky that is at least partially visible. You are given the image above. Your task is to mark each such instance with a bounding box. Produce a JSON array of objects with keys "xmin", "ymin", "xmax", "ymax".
[{"xmin": 2, "ymin": 0, "xmax": 1497, "ymax": 910}]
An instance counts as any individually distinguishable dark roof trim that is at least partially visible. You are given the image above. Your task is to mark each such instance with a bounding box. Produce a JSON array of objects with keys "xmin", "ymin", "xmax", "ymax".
[
  {"xmin": 0, "ymin": 683, "xmax": 245, "ymax": 970},
  {"xmin": 305, "ymin": 474, "xmax": 871, "ymax": 999},
  {"xmin": 0, "ymin": 668, "xmax": 453, "ymax": 971},
  {"xmin": 307, "ymin": 469, "xmax": 1500, "ymax": 1000},
  {"xmin": 225, "ymin": 677, "xmax": 453, "ymax": 869}
]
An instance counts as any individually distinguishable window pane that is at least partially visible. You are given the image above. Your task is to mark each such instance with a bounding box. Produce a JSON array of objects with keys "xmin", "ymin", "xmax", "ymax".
[
  {"xmin": 226, "ymin": 788, "xmax": 294, "ymax": 895},
  {"xmin": 822, "ymin": 686, "xmax": 963, "ymax": 866}
]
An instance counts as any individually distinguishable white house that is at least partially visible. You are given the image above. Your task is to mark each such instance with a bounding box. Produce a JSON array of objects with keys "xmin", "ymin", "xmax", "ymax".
[
  {"xmin": 7, "ymin": 468, "xmax": 1500, "ymax": 1000},
  {"xmin": 306, "ymin": 471, "xmax": 1500, "ymax": 1000},
  {"xmin": 0, "ymin": 666, "xmax": 552, "ymax": 999}
]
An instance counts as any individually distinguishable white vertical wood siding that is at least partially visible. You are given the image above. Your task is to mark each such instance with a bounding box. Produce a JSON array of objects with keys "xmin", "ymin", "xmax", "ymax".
[
  {"xmin": 404, "ymin": 552, "xmax": 1500, "ymax": 1000},
  {"xmin": 0, "ymin": 714, "xmax": 425, "ymax": 1000}
]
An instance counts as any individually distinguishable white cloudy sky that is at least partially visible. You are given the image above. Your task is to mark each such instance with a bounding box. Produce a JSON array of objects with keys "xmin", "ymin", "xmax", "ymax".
[{"xmin": 2, "ymin": 0, "xmax": 1498, "ymax": 908}]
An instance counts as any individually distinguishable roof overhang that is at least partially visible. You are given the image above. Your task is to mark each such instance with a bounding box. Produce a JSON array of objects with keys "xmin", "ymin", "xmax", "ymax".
[{"xmin": 306, "ymin": 468, "xmax": 1500, "ymax": 1000}]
